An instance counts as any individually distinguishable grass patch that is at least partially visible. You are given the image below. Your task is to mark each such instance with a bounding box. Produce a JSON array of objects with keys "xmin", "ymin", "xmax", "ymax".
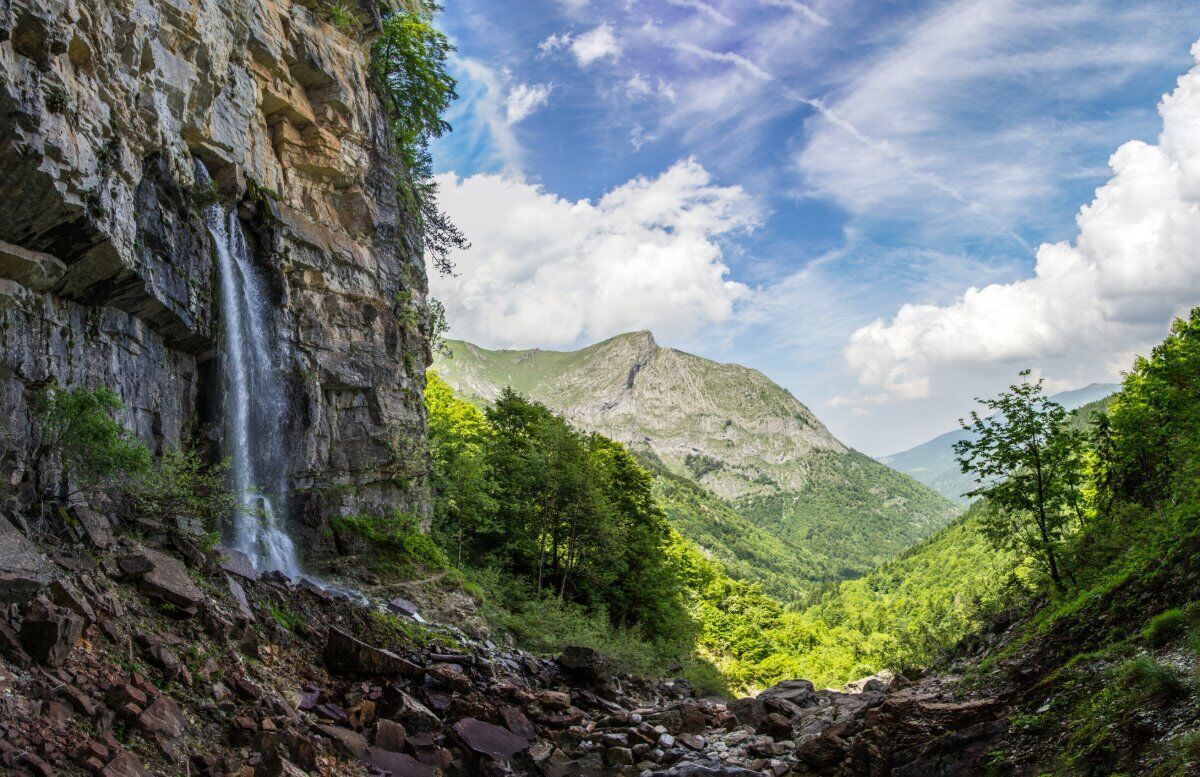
[
  {"xmin": 467, "ymin": 566, "xmax": 696, "ymax": 679},
  {"xmin": 1143, "ymin": 608, "xmax": 1189, "ymax": 648},
  {"xmin": 269, "ymin": 605, "xmax": 304, "ymax": 632}
]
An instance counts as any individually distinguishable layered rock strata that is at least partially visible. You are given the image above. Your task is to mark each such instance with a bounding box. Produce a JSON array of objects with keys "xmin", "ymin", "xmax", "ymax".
[{"xmin": 0, "ymin": 0, "xmax": 431, "ymax": 559}]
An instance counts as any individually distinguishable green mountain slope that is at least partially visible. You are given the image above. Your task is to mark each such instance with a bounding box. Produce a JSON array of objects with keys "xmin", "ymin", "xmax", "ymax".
[
  {"xmin": 880, "ymin": 382, "xmax": 1119, "ymax": 503},
  {"xmin": 434, "ymin": 332, "xmax": 960, "ymax": 589}
]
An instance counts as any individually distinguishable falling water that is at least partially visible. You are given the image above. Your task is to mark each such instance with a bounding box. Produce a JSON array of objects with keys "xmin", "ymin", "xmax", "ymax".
[{"xmin": 199, "ymin": 164, "xmax": 300, "ymax": 577}]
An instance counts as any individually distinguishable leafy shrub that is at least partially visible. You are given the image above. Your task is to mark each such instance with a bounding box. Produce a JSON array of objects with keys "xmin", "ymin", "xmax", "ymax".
[
  {"xmin": 1143, "ymin": 608, "xmax": 1188, "ymax": 648},
  {"xmin": 323, "ymin": 1, "xmax": 356, "ymax": 28},
  {"xmin": 132, "ymin": 449, "xmax": 235, "ymax": 538},
  {"xmin": 33, "ymin": 385, "xmax": 234, "ymax": 544},
  {"xmin": 468, "ymin": 567, "xmax": 687, "ymax": 678},
  {"xmin": 33, "ymin": 385, "xmax": 151, "ymax": 498}
]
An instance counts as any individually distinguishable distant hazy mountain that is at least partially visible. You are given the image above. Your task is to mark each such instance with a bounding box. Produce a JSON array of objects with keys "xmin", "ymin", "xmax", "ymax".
[
  {"xmin": 434, "ymin": 332, "xmax": 960, "ymax": 589},
  {"xmin": 879, "ymin": 382, "xmax": 1120, "ymax": 503}
]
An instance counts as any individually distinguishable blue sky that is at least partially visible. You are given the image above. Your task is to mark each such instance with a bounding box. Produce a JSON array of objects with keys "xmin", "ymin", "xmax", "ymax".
[{"xmin": 428, "ymin": 0, "xmax": 1200, "ymax": 455}]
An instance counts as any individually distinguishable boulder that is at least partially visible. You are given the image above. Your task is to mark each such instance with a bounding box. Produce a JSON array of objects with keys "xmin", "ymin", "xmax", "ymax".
[
  {"xmin": 385, "ymin": 688, "xmax": 442, "ymax": 733},
  {"xmin": 0, "ymin": 516, "xmax": 53, "ymax": 603},
  {"xmin": 0, "ymin": 239, "xmax": 66, "ymax": 292},
  {"xmin": 218, "ymin": 547, "xmax": 260, "ymax": 581},
  {"xmin": 499, "ymin": 706, "xmax": 536, "ymax": 739},
  {"xmin": 323, "ymin": 627, "xmax": 423, "ymax": 678},
  {"xmin": 452, "ymin": 717, "xmax": 529, "ymax": 760},
  {"xmin": 795, "ymin": 731, "xmax": 850, "ymax": 769},
  {"xmin": 315, "ymin": 724, "xmax": 368, "ymax": 759},
  {"xmin": 118, "ymin": 545, "xmax": 204, "ymax": 612},
  {"xmin": 100, "ymin": 751, "xmax": 151, "ymax": 777},
  {"xmin": 136, "ymin": 695, "xmax": 185, "ymax": 738},
  {"xmin": 558, "ymin": 645, "xmax": 610, "ymax": 683},
  {"xmin": 49, "ymin": 579, "xmax": 96, "ymax": 625},
  {"xmin": 365, "ymin": 747, "xmax": 435, "ymax": 777},
  {"xmin": 20, "ymin": 596, "xmax": 83, "ymax": 666},
  {"xmin": 759, "ymin": 679, "xmax": 818, "ymax": 707},
  {"xmin": 374, "ymin": 718, "xmax": 407, "ymax": 751},
  {"xmin": 72, "ymin": 506, "xmax": 114, "ymax": 549}
]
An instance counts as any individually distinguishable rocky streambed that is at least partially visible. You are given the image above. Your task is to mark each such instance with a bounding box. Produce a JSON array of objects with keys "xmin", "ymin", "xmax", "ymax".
[{"xmin": 0, "ymin": 506, "xmax": 1009, "ymax": 776}]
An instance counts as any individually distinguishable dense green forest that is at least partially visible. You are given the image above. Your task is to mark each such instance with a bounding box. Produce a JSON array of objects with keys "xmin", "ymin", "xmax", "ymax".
[
  {"xmin": 734, "ymin": 448, "xmax": 959, "ymax": 580},
  {"xmin": 422, "ymin": 371, "xmax": 1010, "ymax": 690},
  {"xmin": 416, "ymin": 309, "xmax": 1200, "ymax": 704}
]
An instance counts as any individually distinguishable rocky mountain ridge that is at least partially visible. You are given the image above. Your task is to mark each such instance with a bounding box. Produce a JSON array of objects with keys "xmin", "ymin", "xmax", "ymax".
[
  {"xmin": 434, "ymin": 333, "xmax": 960, "ymax": 584},
  {"xmin": 438, "ymin": 332, "xmax": 844, "ymax": 502}
]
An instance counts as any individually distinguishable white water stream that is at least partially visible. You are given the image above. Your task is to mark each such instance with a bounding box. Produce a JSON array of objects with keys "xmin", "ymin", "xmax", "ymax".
[{"xmin": 199, "ymin": 164, "xmax": 300, "ymax": 577}]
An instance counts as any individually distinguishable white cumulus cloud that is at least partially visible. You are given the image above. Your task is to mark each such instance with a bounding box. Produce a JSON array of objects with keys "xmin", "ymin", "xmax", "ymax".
[
  {"xmin": 430, "ymin": 159, "xmax": 761, "ymax": 348},
  {"xmin": 505, "ymin": 83, "xmax": 552, "ymax": 125},
  {"xmin": 844, "ymin": 39, "xmax": 1200, "ymax": 403},
  {"xmin": 539, "ymin": 24, "xmax": 622, "ymax": 67}
]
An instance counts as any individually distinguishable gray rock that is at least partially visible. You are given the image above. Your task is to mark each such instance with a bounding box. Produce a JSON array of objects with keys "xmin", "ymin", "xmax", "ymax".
[
  {"xmin": 217, "ymin": 547, "xmax": 259, "ymax": 582},
  {"xmin": 323, "ymin": 627, "xmax": 423, "ymax": 679},
  {"xmin": 0, "ymin": 517, "xmax": 52, "ymax": 604},
  {"xmin": 0, "ymin": 239, "xmax": 66, "ymax": 292}
]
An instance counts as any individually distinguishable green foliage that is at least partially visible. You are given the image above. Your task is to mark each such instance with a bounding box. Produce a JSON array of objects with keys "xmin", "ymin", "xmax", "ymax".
[
  {"xmin": 954, "ymin": 370, "xmax": 1088, "ymax": 590},
  {"xmin": 32, "ymin": 385, "xmax": 151, "ymax": 498},
  {"xmin": 370, "ymin": 7, "xmax": 466, "ymax": 275},
  {"xmin": 426, "ymin": 378, "xmax": 690, "ymax": 642},
  {"xmin": 1143, "ymin": 609, "xmax": 1189, "ymax": 648},
  {"xmin": 735, "ymin": 449, "xmax": 958, "ymax": 581},
  {"xmin": 468, "ymin": 567, "xmax": 692, "ymax": 677},
  {"xmin": 269, "ymin": 605, "xmax": 305, "ymax": 632},
  {"xmin": 191, "ymin": 178, "xmax": 222, "ymax": 210},
  {"xmin": 330, "ymin": 510, "xmax": 448, "ymax": 574},
  {"xmin": 684, "ymin": 453, "xmax": 724, "ymax": 479},
  {"xmin": 323, "ymin": 1, "xmax": 357, "ymax": 29},
  {"xmin": 131, "ymin": 449, "xmax": 236, "ymax": 537},
  {"xmin": 44, "ymin": 86, "xmax": 70, "ymax": 114},
  {"xmin": 650, "ymin": 464, "xmax": 821, "ymax": 600}
]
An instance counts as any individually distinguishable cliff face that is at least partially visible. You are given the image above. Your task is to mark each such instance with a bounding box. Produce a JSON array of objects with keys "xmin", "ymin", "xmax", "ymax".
[{"xmin": 0, "ymin": 0, "xmax": 430, "ymax": 560}]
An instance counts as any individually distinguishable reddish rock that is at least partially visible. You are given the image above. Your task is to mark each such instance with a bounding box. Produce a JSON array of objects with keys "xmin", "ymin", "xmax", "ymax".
[
  {"xmin": 426, "ymin": 662, "xmax": 472, "ymax": 692},
  {"xmin": 136, "ymin": 696, "xmax": 185, "ymax": 738},
  {"xmin": 315, "ymin": 724, "xmax": 369, "ymax": 759},
  {"xmin": 365, "ymin": 747, "xmax": 435, "ymax": 777},
  {"xmin": 453, "ymin": 717, "xmax": 529, "ymax": 760},
  {"xmin": 49, "ymin": 579, "xmax": 96, "ymax": 625},
  {"xmin": 106, "ymin": 684, "xmax": 149, "ymax": 708},
  {"xmin": 500, "ymin": 706, "xmax": 536, "ymax": 739},
  {"xmin": 537, "ymin": 690, "xmax": 571, "ymax": 710},
  {"xmin": 117, "ymin": 546, "xmax": 204, "ymax": 612},
  {"xmin": 100, "ymin": 751, "xmax": 150, "ymax": 776},
  {"xmin": 375, "ymin": 718, "xmax": 407, "ymax": 751},
  {"xmin": 19, "ymin": 596, "xmax": 83, "ymax": 666}
]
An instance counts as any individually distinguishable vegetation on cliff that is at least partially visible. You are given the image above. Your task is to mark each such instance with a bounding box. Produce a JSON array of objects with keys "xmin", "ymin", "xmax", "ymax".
[{"xmin": 370, "ymin": 1, "xmax": 467, "ymax": 275}]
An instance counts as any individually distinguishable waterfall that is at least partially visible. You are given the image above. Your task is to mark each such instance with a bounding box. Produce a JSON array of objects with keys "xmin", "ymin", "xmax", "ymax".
[{"xmin": 199, "ymin": 165, "xmax": 300, "ymax": 577}]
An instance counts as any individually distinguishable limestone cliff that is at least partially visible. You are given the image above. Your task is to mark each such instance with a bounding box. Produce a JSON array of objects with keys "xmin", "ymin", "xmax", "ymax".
[{"xmin": 0, "ymin": 0, "xmax": 430, "ymax": 562}]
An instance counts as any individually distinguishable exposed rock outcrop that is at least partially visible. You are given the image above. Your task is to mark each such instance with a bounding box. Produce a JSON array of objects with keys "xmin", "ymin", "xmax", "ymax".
[{"xmin": 0, "ymin": 0, "xmax": 431, "ymax": 558}]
